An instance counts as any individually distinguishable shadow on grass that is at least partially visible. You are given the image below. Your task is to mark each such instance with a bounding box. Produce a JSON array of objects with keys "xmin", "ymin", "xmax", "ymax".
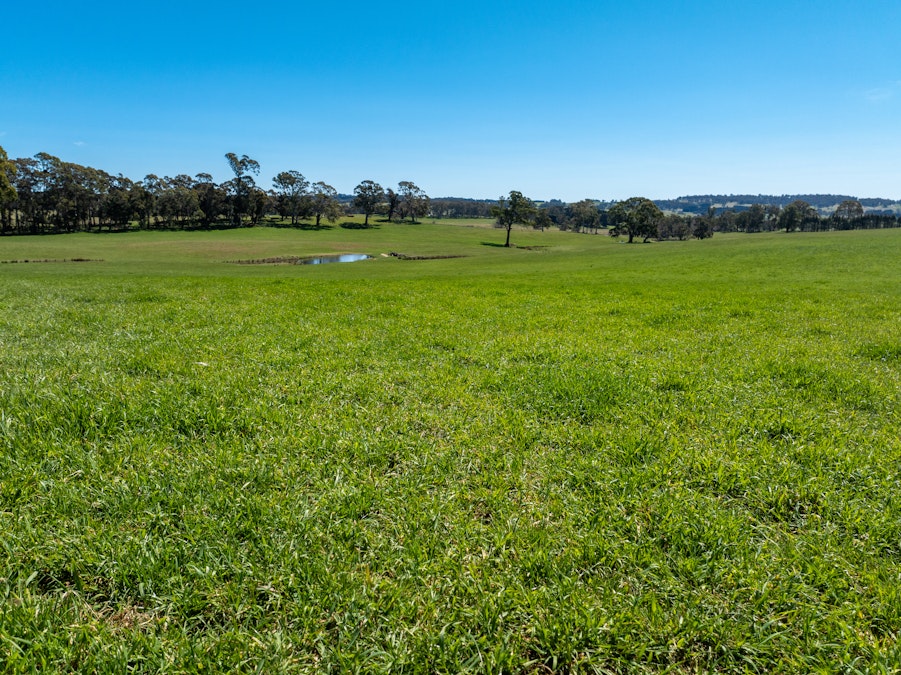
[
  {"xmin": 480, "ymin": 241, "xmax": 508, "ymax": 247},
  {"xmin": 88, "ymin": 228, "xmax": 140, "ymax": 234},
  {"xmin": 374, "ymin": 218, "xmax": 423, "ymax": 224},
  {"xmin": 340, "ymin": 221, "xmax": 380, "ymax": 230}
]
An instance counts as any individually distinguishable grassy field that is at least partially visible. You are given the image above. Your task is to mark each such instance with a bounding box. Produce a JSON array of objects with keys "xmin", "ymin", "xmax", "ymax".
[{"xmin": 1, "ymin": 224, "xmax": 899, "ymax": 672}]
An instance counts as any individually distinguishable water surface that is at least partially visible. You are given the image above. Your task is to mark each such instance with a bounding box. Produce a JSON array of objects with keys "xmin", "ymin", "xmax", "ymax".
[{"xmin": 298, "ymin": 254, "xmax": 370, "ymax": 265}]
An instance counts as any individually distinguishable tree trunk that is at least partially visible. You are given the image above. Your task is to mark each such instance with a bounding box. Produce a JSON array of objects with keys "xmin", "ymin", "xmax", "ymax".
[{"xmin": 504, "ymin": 224, "xmax": 512, "ymax": 247}]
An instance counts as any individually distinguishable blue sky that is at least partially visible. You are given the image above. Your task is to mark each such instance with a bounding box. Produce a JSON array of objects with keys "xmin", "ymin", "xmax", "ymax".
[{"xmin": 2, "ymin": 1, "xmax": 899, "ymax": 201}]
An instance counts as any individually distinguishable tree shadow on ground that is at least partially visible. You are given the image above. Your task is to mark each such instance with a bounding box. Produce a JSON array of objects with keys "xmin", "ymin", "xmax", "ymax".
[{"xmin": 340, "ymin": 221, "xmax": 380, "ymax": 230}]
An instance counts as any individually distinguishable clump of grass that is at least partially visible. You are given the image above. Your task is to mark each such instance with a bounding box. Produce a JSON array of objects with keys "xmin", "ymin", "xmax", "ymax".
[{"xmin": 857, "ymin": 341, "xmax": 901, "ymax": 363}]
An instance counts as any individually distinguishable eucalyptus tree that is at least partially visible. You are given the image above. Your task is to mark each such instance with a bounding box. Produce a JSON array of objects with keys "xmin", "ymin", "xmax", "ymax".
[
  {"xmin": 397, "ymin": 181, "xmax": 430, "ymax": 223},
  {"xmin": 833, "ymin": 199, "xmax": 864, "ymax": 229},
  {"xmin": 737, "ymin": 203, "xmax": 766, "ymax": 233},
  {"xmin": 568, "ymin": 199, "xmax": 601, "ymax": 233},
  {"xmin": 248, "ymin": 187, "xmax": 270, "ymax": 226},
  {"xmin": 11, "ymin": 158, "xmax": 39, "ymax": 232},
  {"xmin": 225, "ymin": 153, "xmax": 260, "ymax": 181},
  {"xmin": 310, "ymin": 182, "xmax": 342, "ymax": 227},
  {"xmin": 607, "ymin": 197, "xmax": 663, "ymax": 243},
  {"xmin": 224, "ymin": 152, "xmax": 260, "ymax": 226},
  {"xmin": 44, "ymin": 155, "xmax": 106, "ymax": 231},
  {"xmin": 33, "ymin": 152, "xmax": 68, "ymax": 231},
  {"xmin": 139, "ymin": 174, "xmax": 165, "ymax": 229},
  {"xmin": 657, "ymin": 213, "xmax": 692, "ymax": 240},
  {"xmin": 778, "ymin": 200, "xmax": 819, "ymax": 232},
  {"xmin": 193, "ymin": 173, "xmax": 225, "ymax": 228},
  {"xmin": 353, "ymin": 180, "xmax": 385, "ymax": 226},
  {"xmin": 0, "ymin": 145, "xmax": 17, "ymax": 233},
  {"xmin": 765, "ymin": 204, "xmax": 782, "ymax": 230},
  {"xmin": 3, "ymin": 152, "xmax": 112, "ymax": 232},
  {"xmin": 385, "ymin": 188, "xmax": 400, "ymax": 221},
  {"xmin": 169, "ymin": 174, "xmax": 194, "ymax": 189},
  {"xmin": 100, "ymin": 174, "xmax": 137, "ymax": 230},
  {"xmin": 692, "ymin": 215, "xmax": 714, "ymax": 239},
  {"xmin": 157, "ymin": 179, "xmax": 201, "ymax": 227},
  {"xmin": 540, "ymin": 201, "xmax": 567, "ymax": 230},
  {"xmin": 491, "ymin": 190, "xmax": 536, "ymax": 247},
  {"xmin": 533, "ymin": 209, "xmax": 553, "ymax": 231},
  {"xmin": 272, "ymin": 170, "xmax": 309, "ymax": 225}
]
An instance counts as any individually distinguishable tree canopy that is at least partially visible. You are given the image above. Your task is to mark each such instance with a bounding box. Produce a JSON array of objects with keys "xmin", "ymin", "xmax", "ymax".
[
  {"xmin": 397, "ymin": 181, "xmax": 430, "ymax": 223},
  {"xmin": 568, "ymin": 199, "xmax": 601, "ymax": 233},
  {"xmin": 272, "ymin": 170, "xmax": 309, "ymax": 225},
  {"xmin": 309, "ymin": 182, "xmax": 342, "ymax": 227},
  {"xmin": 353, "ymin": 180, "xmax": 385, "ymax": 226},
  {"xmin": 778, "ymin": 200, "xmax": 819, "ymax": 232},
  {"xmin": 491, "ymin": 190, "xmax": 536, "ymax": 247},
  {"xmin": 833, "ymin": 199, "xmax": 864, "ymax": 226},
  {"xmin": 224, "ymin": 153, "xmax": 262, "ymax": 226},
  {"xmin": 0, "ymin": 145, "xmax": 18, "ymax": 233},
  {"xmin": 607, "ymin": 197, "xmax": 663, "ymax": 243}
]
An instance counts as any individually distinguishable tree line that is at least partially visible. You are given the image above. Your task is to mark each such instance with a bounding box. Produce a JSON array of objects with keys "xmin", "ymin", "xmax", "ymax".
[
  {"xmin": 491, "ymin": 192, "xmax": 899, "ymax": 246},
  {"xmin": 1, "ymin": 146, "xmax": 897, "ymax": 238},
  {"xmin": 491, "ymin": 193, "xmax": 715, "ymax": 246},
  {"xmin": 656, "ymin": 193, "xmax": 901, "ymax": 213},
  {"xmin": 697, "ymin": 200, "xmax": 899, "ymax": 233},
  {"xmin": 0, "ymin": 148, "xmax": 431, "ymax": 235}
]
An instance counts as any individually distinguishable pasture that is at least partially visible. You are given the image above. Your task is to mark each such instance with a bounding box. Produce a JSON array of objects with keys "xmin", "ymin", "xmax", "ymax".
[{"xmin": 1, "ymin": 224, "xmax": 899, "ymax": 672}]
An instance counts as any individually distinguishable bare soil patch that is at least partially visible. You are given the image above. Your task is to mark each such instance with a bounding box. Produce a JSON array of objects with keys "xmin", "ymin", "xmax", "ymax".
[
  {"xmin": 0, "ymin": 258, "xmax": 102, "ymax": 264},
  {"xmin": 388, "ymin": 252, "xmax": 465, "ymax": 260}
]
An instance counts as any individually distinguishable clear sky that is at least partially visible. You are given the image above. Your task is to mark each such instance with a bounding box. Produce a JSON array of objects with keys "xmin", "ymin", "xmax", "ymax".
[{"xmin": 2, "ymin": 1, "xmax": 899, "ymax": 201}]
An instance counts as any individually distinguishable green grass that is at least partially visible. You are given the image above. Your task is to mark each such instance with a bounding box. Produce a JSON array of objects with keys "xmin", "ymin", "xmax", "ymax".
[{"xmin": 1, "ymin": 225, "xmax": 899, "ymax": 672}]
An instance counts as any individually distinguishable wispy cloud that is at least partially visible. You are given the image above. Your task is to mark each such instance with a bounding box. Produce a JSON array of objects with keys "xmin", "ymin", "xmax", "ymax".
[
  {"xmin": 864, "ymin": 81, "xmax": 901, "ymax": 102},
  {"xmin": 73, "ymin": 140, "xmax": 86, "ymax": 147}
]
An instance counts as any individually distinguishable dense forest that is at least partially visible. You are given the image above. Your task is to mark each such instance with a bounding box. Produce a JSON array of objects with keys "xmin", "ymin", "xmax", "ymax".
[{"xmin": 1, "ymin": 146, "xmax": 899, "ymax": 238}]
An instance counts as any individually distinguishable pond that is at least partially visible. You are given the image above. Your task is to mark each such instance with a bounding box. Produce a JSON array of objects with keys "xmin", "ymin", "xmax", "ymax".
[{"xmin": 298, "ymin": 254, "xmax": 370, "ymax": 265}]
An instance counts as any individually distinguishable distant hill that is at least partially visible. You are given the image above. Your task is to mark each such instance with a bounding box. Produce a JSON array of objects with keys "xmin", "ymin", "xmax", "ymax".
[{"xmin": 654, "ymin": 195, "xmax": 901, "ymax": 216}]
